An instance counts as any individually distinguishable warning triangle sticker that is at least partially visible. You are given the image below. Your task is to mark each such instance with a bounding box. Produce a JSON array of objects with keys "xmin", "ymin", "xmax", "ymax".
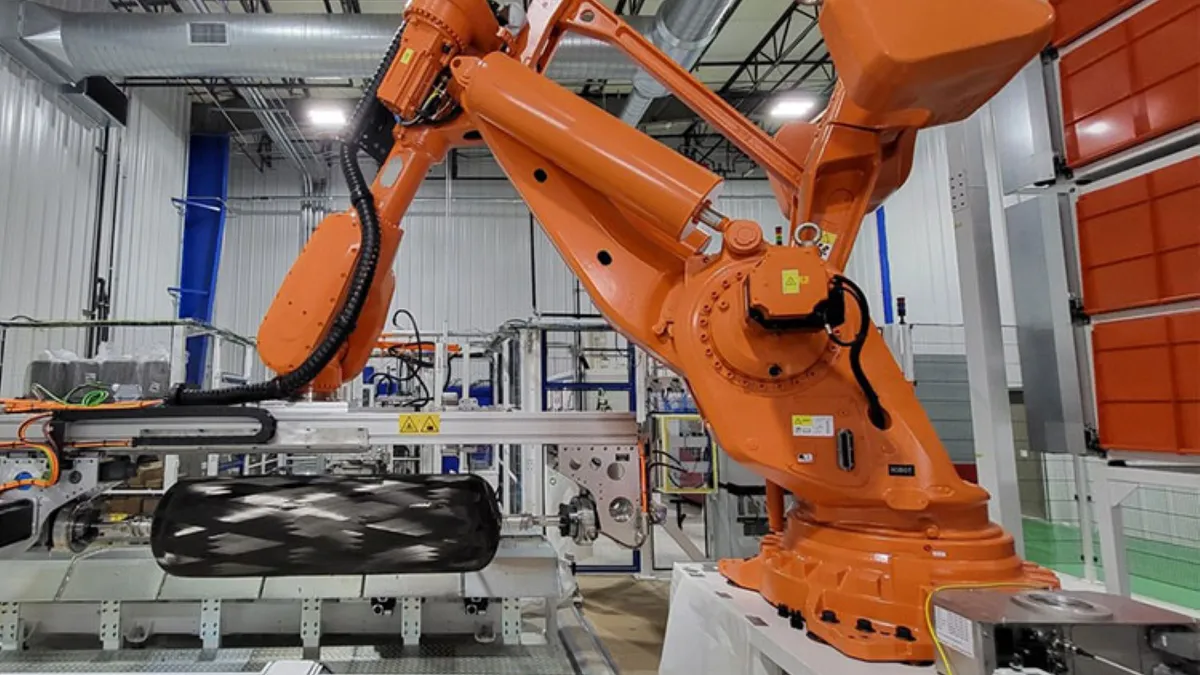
[
  {"xmin": 400, "ymin": 416, "xmax": 419, "ymax": 434},
  {"xmin": 781, "ymin": 269, "xmax": 801, "ymax": 295},
  {"xmin": 421, "ymin": 415, "xmax": 439, "ymax": 434}
]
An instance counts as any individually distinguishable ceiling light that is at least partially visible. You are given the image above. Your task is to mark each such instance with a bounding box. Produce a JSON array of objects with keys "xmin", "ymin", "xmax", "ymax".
[
  {"xmin": 769, "ymin": 97, "xmax": 817, "ymax": 120},
  {"xmin": 308, "ymin": 107, "xmax": 347, "ymax": 128}
]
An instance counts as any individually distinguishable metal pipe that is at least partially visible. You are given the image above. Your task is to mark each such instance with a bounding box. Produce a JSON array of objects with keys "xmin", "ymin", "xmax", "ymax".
[
  {"xmin": 1, "ymin": 2, "xmax": 653, "ymax": 82},
  {"xmin": 620, "ymin": 0, "xmax": 741, "ymax": 125}
]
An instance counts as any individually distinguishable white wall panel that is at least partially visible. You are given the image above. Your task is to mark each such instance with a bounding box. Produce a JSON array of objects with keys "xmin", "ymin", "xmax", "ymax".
[
  {"xmin": 0, "ymin": 53, "xmax": 190, "ymax": 395},
  {"xmin": 877, "ymin": 127, "xmax": 1022, "ymax": 386},
  {"xmin": 0, "ymin": 53, "xmax": 104, "ymax": 395},
  {"xmin": 107, "ymin": 87, "xmax": 190, "ymax": 354},
  {"xmin": 881, "ymin": 128, "xmax": 961, "ymax": 326},
  {"xmin": 214, "ymin": 156, "xmax": 309, "ymax": 339},
  {"xmin": 389, "ymin": 180, "xmax": 533, "ymax": 334}
]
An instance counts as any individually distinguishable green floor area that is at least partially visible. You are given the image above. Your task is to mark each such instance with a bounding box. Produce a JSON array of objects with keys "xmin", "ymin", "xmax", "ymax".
[{"xmin": 1023, "ymin": 519, "xmax": 1200, "ymax": 609}]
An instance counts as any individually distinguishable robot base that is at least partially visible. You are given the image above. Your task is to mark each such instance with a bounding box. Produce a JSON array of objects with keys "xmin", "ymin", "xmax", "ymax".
[{"xmin": 719, "ymin": 510, "xmax": 1058, "ymax": 663}]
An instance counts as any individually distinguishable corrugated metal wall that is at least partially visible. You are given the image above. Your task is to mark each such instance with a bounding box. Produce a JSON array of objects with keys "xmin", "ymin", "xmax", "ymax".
[
  {"xmin": 0, "ymin": 53, "xmax": 104, "ymax": 394},
  {"xmin": 214, "ymin": 157, "xmax": 309, "ymax": 340},
  {"xmin": 107, "ymin": 87, "xmax": 191, "ymax": 354},
  {"xmin": 0, "ymin": 50, "xmax": 190, "ymax": 395},
  {"xmin": 887, "ymin": 126, "xmax": 1022, "ymax": 386}
]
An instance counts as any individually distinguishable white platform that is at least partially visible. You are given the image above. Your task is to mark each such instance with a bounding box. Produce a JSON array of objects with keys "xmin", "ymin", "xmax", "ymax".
[
  {"xmin": 659, "ymin": 564, "xmax": 1200, "ymax": 675},
  {"xmin": 660, "ymin": 564, "xmax": 932, "ymax": 675}
]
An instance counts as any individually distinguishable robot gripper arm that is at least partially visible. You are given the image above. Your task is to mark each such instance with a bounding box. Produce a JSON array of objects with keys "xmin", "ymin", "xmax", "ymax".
[{"xmin": 182, "ymin": 2, "xmax": 510, "ymax": 404}]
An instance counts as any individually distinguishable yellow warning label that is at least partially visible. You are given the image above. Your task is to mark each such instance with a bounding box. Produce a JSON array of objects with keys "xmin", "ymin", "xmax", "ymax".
[
  {"xmin": 781, "ymin": 269, "xmax": 808, "ymax": 295},
  {"xmin": 817, "ymin": 231, "xmax": 838, "ymax": 260},
  {"xmin": 398, "ymin": 412, "xmax": 441, "ymax": 435},
  {"xmin": 399, "ymin": 48, "xmax": 415, "ymax": 65}
]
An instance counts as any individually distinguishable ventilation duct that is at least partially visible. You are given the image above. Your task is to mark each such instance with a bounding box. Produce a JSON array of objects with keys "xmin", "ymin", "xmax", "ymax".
[
  {"xmin": 620, "ymin": 0, "xmax": 739, "ymax": 125},
  {"xmin": 0, "ymin": 2, "xmax": 651, "ymax": 83}
]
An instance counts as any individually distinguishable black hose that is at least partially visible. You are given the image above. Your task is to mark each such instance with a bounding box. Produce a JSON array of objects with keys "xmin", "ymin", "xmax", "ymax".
[
  {"xmin": 828, "ymin": 275, "xmax": 889, "ymax": 430},
  {"xmin": 388, "ymin": 308, "xmax": 434, "ymax": 407},
  {"xmin": 171, "ymin": 24, "xmax": 407, "ymax": 406}
]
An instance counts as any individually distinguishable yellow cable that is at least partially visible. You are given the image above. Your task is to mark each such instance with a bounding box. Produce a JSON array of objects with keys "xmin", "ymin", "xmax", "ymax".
[{"xmin": 925, "ymin": 582, "xmax": 1052, "ymax": 675}]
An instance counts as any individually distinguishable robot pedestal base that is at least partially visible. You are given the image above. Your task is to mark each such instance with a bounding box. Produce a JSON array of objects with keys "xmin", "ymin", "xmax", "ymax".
[{"xmin": 719, "ymin": 511, "xmax": 1058, "ymax": 663}]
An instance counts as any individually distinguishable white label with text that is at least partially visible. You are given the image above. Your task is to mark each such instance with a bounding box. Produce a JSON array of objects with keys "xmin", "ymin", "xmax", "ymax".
[{"xmin": 791, "ymin": 415, "xmax": 834, "ymax": 437}]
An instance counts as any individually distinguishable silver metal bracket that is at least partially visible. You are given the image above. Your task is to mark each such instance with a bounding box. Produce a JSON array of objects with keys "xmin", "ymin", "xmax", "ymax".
[
  {"xmin": 300, "ymin": 598, "xmax": 321, "ymax": 657},
  {"xmin": 199, "ymin": 598, "xmax": 221, "ymax": 650},
  {"xmin": 501, "ymin": 598, "xmax": 521, "ymax": 645},
  {"xmin": 0, "ymin": 603, "xmax": 20, "ymax": 651},
  {"xmin": 400, "ymin": 597, "xmax": 422, "ymax": 646},
  {"xmin": 553, "ymin": 445, "xmax": 645, "ymax": 548},
  {"xmin": 99, "ymin": 600, "xmax": 121, "ymax": 650}
]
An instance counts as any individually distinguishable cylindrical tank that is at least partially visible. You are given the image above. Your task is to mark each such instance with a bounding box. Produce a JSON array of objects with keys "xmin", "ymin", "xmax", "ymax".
[{"xmin": 152, "ymin": 474, "xmax": 501, "ymax": 577}]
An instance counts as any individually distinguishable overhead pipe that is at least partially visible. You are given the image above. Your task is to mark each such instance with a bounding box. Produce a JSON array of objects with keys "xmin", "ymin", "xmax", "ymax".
[
  {"xmin": 619, "ymin": 0, "xmax": 740, "ymax": 126},
  {"xmin": 179, "ymin": 0, "xmax": 316, "ymax": 179},
  {"xmin": 0, "ymin": 1, "xmax": 653, "ymax": 83}
]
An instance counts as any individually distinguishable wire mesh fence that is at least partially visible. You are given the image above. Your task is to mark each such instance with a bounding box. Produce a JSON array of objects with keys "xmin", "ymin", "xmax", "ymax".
[{"xmin": 1019, "ymin": 451, "xmax": 1200, "ymax": 608}]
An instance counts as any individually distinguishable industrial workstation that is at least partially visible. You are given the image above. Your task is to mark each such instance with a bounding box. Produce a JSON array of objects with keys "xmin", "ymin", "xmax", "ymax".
[{"xmin": 0, "ymin": 0, "xmax": 1197, "ymax": 673}]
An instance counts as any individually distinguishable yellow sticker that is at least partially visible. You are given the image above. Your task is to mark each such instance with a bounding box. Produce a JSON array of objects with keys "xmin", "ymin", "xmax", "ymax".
[
  {"xmin": 781, "ymin": 269, "xmax": 807, "ymax": 295},
  {"xmin": 399, "ymin": 48, "xmax": 415, "ymax": 65},
  {"xmin": 398, "ymin": 412, "xmax": 441, "ymax": 435},
  {"xmin": 817, "ymin": 231, "xmax": 838, "ymax": 260}
]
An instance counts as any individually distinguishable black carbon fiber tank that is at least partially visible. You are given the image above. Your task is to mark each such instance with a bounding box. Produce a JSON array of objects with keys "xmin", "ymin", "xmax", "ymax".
[{"xmin": 151, "ymin": 474, "xmax": 501, "ymax": 577}]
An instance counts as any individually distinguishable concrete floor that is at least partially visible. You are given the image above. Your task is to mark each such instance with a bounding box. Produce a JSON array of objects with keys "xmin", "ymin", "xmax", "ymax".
[{"xmin": 578, "ymin": 575, "xmax": 672, "ymax": 675}]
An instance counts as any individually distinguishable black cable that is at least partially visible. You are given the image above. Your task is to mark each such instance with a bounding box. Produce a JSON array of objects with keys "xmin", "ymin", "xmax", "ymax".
[
  {"xmin": 644, "ymin": 462, "xmax": 684, "ymax": 487},
  {"xmin": 391, "ymin": 308, "xmax": 422, "ymax": 345},
  {"xmin": 444, "ymin": 351, "xmax": 491, "ymax": 392},
  {"xmin": 171, "ymin": 23, "xmax": 408, "ymax": 406},
  {"xmin": 389, "ymin": 308, "xmax": 433, "ymax": 407},
  {"xmin": 650, "ymin": 450, "xmax": 687, "ymax": 469},
  {"xmin": 828, "ymin": 275, "xmax": 888, "ymax": 430}
]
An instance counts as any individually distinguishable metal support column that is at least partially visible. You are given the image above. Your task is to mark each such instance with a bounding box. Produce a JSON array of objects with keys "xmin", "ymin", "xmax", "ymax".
[
  {"xmin": 520, "ymin": 329, "xmax": 544, "ymax": 518},
  {"xmin": 945, "ymin": 113, "xmax": 1024, "ymax": 553},
  {"xmin": 178, "ymin": 134, "xmax": 231, "ymax": 385},
  {"xmin": 1092, "ymin": 459, "xmax": 1137, "ymax": 597},
  {"xmin": 1072, "ymin": 455, "xmax": 1098, "ymax": 582}
]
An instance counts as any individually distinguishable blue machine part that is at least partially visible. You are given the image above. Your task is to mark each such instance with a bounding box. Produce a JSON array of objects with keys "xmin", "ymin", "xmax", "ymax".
[
  {"xmin": 441, "ymin": 455, "xmax": 461, "ymax": 474},
  {"xmin": 12, "ymin": 471, "xmax": 33, "ymax": 491},
  {"xmin": 363, "ymin": 366, "xmax": 400, "ymax": 397},
  {"xmin": 467, "ymin": 446, "xmax": 493, "ymax": 471},
  {"xmin": 445, "ymin": 383, "xmax": 493, "ymax": 406}
]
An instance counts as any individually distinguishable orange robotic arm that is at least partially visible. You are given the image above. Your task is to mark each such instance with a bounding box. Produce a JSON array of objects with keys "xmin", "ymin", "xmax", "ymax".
[{"xmin": 248, "ymin": 0, "xmax": 1056, "ymax": 662}]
